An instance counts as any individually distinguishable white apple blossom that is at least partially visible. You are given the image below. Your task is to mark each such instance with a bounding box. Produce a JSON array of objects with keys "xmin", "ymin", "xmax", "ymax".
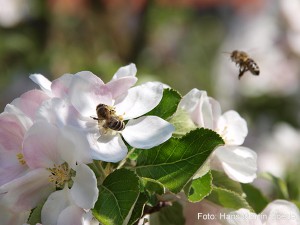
[
  {"xmin": 178, "ymin": 88, "xmax": 257, "ymax": 183},
  {"xmin": 221, "ymin": 200, "xmax": 300, "ymax": 225},
  {"xmin": 0, "ymin": 121, "xmax": 98, "ymax": 223},
  {"xmin": 29, "ymin": 64, "xmax": 174, "ymax": 162}
]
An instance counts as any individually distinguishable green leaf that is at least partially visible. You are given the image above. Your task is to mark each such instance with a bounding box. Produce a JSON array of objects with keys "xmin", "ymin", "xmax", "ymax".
[
  {"xmin": 93, "ymin": 169, "xmax": 140, "ymax": 225},
  {"xmin": 241, "ymin": 184, "xmax": 269, "ymax": 213},
  {"xmin": 128, "ymin": 193, "xmax": 148, "ymax": 225},
  {"xmin": 140, "ymin": 177, "xmax": 165, "ymax": 196},
  {"xmin": 145, "ymin": 88, "xmax": 181, "ymax": 120},
  {"xmin": 149, "ymin": 201, "xmax": 185, "ymax": 225},
  {"xmin": 168, "ymin": 108, "xmax": 197, "ymax": 137},
  {"xmin": 140, "ymin": 177, "xmax": 165, "ymax": 206},
  {"xmin": 185, "ymin": 171, "xmax": 212, "ymax": 202},
  {"xmin": 206, "ymin": 187, "xmax": 252, "ymax": 210},
  {"xmin": 260, "ymin": 172, "xmax": 289, "ymax": 199},
  {"xmin": 135, "ymin": 128, "xmax": 224, "ymax": 193},
  {"xmin": 211, "ymin": 170, "xmax": 243, "ymax": 195}
]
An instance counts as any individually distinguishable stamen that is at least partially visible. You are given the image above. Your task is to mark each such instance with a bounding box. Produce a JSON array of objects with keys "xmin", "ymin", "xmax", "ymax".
[
  {"xmin": 16, "ymin": 153, "xmax": 26, "ymax": 165},
  {"xmin": 47, "ymin": 163, "xmax": 71, "ymax": 188}
]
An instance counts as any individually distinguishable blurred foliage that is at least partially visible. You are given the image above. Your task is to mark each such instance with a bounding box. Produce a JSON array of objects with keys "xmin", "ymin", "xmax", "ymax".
[{"xmin": 0, "ymin": 0, "xmax": 228, "ymax": 110}]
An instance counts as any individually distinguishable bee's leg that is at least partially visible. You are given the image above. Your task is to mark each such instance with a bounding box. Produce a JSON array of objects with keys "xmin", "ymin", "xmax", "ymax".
[
  {"xmin": 238, "ymin": 67, "xmax": 247, "ymax": 79},
  {"xmin": 91, "ymin": 116, "xmax": 100, "ymax": 121}
]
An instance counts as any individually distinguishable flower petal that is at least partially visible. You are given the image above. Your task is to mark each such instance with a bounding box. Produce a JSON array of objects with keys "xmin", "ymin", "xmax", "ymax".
[
  {"xmin": 23, "ymin": 121, "xmax": 63, "ymax": 169},
  {"xmin": 10, "ymin": 89, "xmax": 50, "ymax": 120},
  {"xmin": 112, "ymin": 63, "xmax": 137, "ymax": 79},
  {"xmin": 41, "ymin": 187, "xmax": 73, "ymax": 225},
  {"xmin": 36, "ymin": 98, "xmax": 83, "ymax": 129},
  {"xmin": 51, "ymin": 73, "xmax": 73, "ymax": 98},
  {"xmin": 122, "ymin": 116, "xmax": 174, "ymax": 149},
  {"xmin": 179, "ymin": 89, "xmax": 221, "ymax": 129},
  {"xmin": 106, "ymin": 76, "xmax": 138, "ymax": 99},
  {"xmin": 88, "ymin": 133, "xmax": 128, "ymax": 162},
  {"xmin": 29, "ymin": 74, "xmax": 52, "ymax": 96},
  {"xmin": 70, "ymin": 164, "xmax": 98, "ymax": 209},
  {"xmin": 0, "ymin": 204, "xmax": 30, "ymax": 225},
  {"xmin": 115, "ymin": 82, "xmax": 163, "ymax": 120},
  {"xmin": 262, "ymin": 200, "xmax": 300, "ymax": 225},
  {"xmin": 0, "ymin": 112, "xmax": 30, "ymax": 153},
  {"xmin": 212, "ymin": 146, "xmax": 257, "ymax": 183},
  {"xmin": 57, "ymin": 127, "xmax": 92, "ymax": 168},
  {"xmin": 217, "ymin": 110, "xmax": 248, "ymax": 145},
  {"xmin": 57, "ymin": 205, "xmax": 85, "ymax": 225},
  {"xmin": 69, "ymin": 74, "xmax": 112, "ymax": 118},
  {"xmin": 0, "ymin": 168, "xmax": 55, "ymax": 211}
]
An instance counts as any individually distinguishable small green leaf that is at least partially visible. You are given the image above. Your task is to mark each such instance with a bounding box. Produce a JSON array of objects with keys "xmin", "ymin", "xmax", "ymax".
[
  {"xmin": 93, "ymin": 169, "xmax": 140, "ymax": 225},
  {"xmin": 211, "ymin": 170, "xmax": 243, "ymax": 195},
  {"xmin": 207, "ymin": 187, "xmax": 252, "ymax": 210},
  {"xmin": 149, "ymin": 201, "xmax": 185, "ymax": 225},
  {"xmin": 261, "ymin": 172, "xmax": 289, "ymax": 199},
  {"xmin": 241, "ymin": 183, "xmax": 269, "ymax": 213},
  {"xmin": 128, "ymin": 193, "xmax": 148, "ymax": 225},
  {"xmin": 145, "ymin": 88, "xmax": 181, "ymax": 120},
  {"xmin": 185, "ymin": 171, "xmax": 212, "ymax": 202},
  {"xmin": 27, "ymin": 201, "xmax": 44, "ymax": 224},
  {"xmin": 140, "ymin": 177, "xmax": 165, "ymax": 196},
  {"xmin": 135, "ymin": 128, "xmax": 224, "ymax": 193}
]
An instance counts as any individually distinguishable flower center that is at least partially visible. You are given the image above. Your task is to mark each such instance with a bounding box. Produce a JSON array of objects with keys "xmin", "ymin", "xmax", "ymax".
[
  {"xmin": 16, "ymin": 153, "xmax": 26, "ymax": 165},
  {"xmin": 47, "ymin": 163, "xmax": 72, "ymax": 188}
]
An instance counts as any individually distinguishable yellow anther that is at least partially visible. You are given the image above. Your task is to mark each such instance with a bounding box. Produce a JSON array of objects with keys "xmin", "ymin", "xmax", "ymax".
[
  {"xmin": 47, "ymin": 164, "xmax": 71, "ymax": 188},
  {"xmin": 16, "ymin": 153, "xmax": 26, "ymax": 165}
]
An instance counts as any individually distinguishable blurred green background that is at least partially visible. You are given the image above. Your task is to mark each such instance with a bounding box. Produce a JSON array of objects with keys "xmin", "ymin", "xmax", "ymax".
[{"xmin": 1, "ymin": 0, "xmax": 300, "ymax": 201}]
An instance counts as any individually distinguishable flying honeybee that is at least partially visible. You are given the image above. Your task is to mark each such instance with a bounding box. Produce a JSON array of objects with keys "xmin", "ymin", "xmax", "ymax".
[
  {"xmin": 229, "ymin": 50, "xmax": 260, "ymax": 79},
  {"xmin": 91, "ymin": 104, "xmax": 125, "ymax": 131}
]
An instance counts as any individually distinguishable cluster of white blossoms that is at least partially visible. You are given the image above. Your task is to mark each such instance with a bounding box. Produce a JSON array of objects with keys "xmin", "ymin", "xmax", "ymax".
[
  {"xmin": 2, "ymin": 63, "xmax": 292, "ymax": 225},
  {"xmin": 0, "ymin": 64, "xmax": 174, "ymax": 224}
]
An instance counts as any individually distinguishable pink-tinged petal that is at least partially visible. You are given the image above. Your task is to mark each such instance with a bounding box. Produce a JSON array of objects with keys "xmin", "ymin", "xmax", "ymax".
[
  {"xmin": 122, "ymin": 116, "xmax": 174, "ymax": 149},
  {"xmin": 106, "ymin": 76, "xmax": 138, "ymax": 99},
  {"xmin": 57, "ymin": 205, "xmax": 85, "ymax": 225},
  {"xmin": 88, "ymin": 134, "xmax": 128, "ymax": 162},
  {"xmin": 262, "ymin": 200, "xmax": 300, "ymax": 225},
  {"xmin": 10, "ymin": 89, "xmax": 50, "ymax": 120},
  {"xmin": 29, "ymin": 74, "xmax": 53, "ymax": 96},
  {"xmin": 0, "ymin": 159, "xmax": 28, "ymax": 186},
  {"xmin": 51, "ymin": 73, "xmax": 73, "ymax": 98},
  {"xmin": 112, "ymin": 63, "xmax": 137, "ymax": 79},
  {"xmin": 75, "ymin": 71, "xmax": 104, "ymax": 85},
  {"xmin": 217, "ymin": 110, "xmax": 248, "ymax": 145},
  {"xmin": 23, "ymin": 122, "xmax": 63, "ymax": 169},
  {"xmin": 0, "ymin": 112, "xmax": 29, "ymax": 153},
  {"xmin": 69, "ymin": 75, "xmax": 112, "ymax": 118},
  {"xmin": 0, "ymin": 168, "xmax": 55, "ymax": 211},
  {"xmin": 36, "ymin": 98, "xmax": 83, "ymax": 128},
  {"xmin": 41, "ymin": 187, "xmax": 73, "ymax": 225},
  {"xmin": 212, "ymin": 146, "xmax": 257, "ymax": 183},
  {"xmin": 0, "ymin": 205, "xmax": 30, "ymax": 225},
  {"xmin": 180, "ymin": 89, "xmax": 217, "ymax": 129},
  {"xmin": 70, "ymin": 164, "xmax": 98, "ymax": 209},
  {"xmin": 3, "ymin": 105, "xmax": 33, "ymax": 132},
  {"xmin": 115, "ymin": 82, "xmax": 163, "ymax": 120},
  {"xmin": 57, "ymin": 127, "xmax": 92, "ymax": 168}
]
